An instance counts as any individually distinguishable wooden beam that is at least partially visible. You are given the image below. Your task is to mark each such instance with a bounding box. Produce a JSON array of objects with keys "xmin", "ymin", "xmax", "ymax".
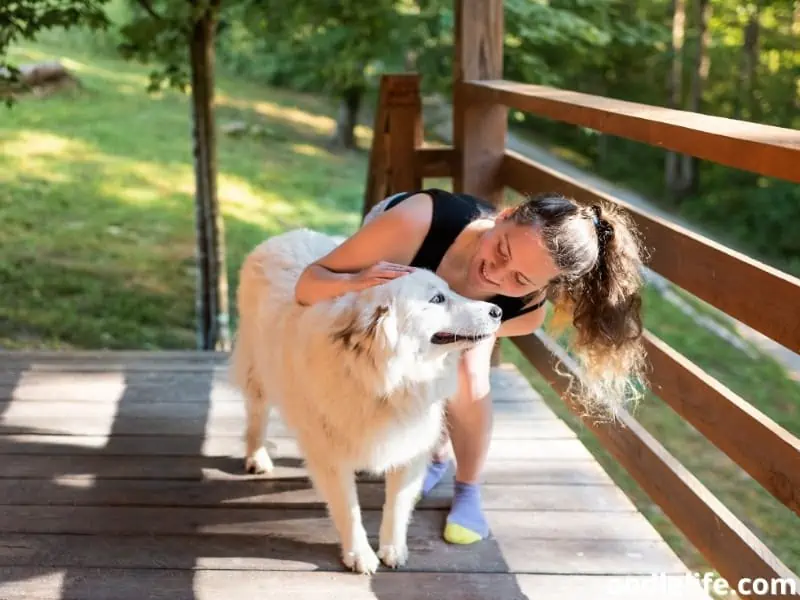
[
  {"xmin": 386, "ymin": 74, "xmax": 422, "ymax": 194},
  {"xmin": 512, "ymin": 331, "xmax": 800, "ymax": 598},
  {"xmin": 453, "ymin": 0, "xmax": 507, "ymax": 206},
  {"xmin": 362, "ymin": 74, "xmax": 422, "ymax": 220},
  {"xmin": 362, "ymin": 78, "xmax": 391, "ymax": 219},
  {"xmin": 502, "ymin": 150, "xmax": 800, "ymax": 353},
  {"xmin": 644, "ymin": 332, "xmax": 800, "ymax": 516},
  {"xmin": 468, "ymin": 80, "xmax": 800, "ymax": 184},
  {"xmin": 415, "ymin": 146, "xmax": 456, "ymax": 179}
]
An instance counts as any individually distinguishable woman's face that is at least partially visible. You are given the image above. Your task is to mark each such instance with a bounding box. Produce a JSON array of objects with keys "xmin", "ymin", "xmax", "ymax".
[{"xmin": 467, "ymin": 217, "xmax": 561, "ymax": 298}]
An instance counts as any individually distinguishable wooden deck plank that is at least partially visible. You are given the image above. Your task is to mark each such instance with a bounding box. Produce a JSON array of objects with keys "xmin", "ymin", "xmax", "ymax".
[
  {"xmin": 0, "ymin": 480, "xmax": 634, "ymax": 511},
  {"xmin": 0, "ymin": 362, "xmax": 542, "ymax": 405},
  {"xmin": 0, "ymin": 415, "xmax": 576, "ymax": 439},
  {"xmin": 0, "ymin": 534, "xmax": 687, "ymax": 575},
  {"xmin": 0, "ymin": 569, "xmax": 715, "ymax": 600},
  {"xmin": 0, "ymin": 506, "xmax": 666, "ymax": 541},
  {"xmin": 0, "ymin": 354, "xmax": 702, "ymax": 598},
  {"xmin": 0, "ymin": 435, "xmax": 592, "ymax": 461},
  {"xmin": 0, "ymin": 455, "xmax": 616, "ymax": 485}
]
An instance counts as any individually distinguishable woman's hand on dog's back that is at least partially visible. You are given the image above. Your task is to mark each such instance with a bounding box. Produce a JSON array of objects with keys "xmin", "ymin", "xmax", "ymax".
[
  {"xmin": 294, "ymin": 193, "xmax": 432, "ymax": 306},
  {"xmin": 352, "ymin": 261, "xmax": 415, "ymax": 289}
]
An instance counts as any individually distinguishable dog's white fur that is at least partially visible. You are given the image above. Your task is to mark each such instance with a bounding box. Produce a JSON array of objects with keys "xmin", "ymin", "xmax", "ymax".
[{"xmin": 229, "ymin": 228, "xmax": 501, "ymax": 574}]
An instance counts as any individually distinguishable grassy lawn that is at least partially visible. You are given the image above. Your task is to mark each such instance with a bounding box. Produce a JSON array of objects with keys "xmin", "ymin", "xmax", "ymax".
[
  {"xmin": 1, "ymin": 41, "xmax": 369, "ymax": 350},
  {"xmin": 2, "ymin": 41, "xmax": 798, "ymax": 581}
]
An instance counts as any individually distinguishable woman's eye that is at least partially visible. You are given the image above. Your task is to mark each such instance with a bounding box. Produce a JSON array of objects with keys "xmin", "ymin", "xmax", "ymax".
[{"xmin": 430, "ymin": 293, "xmax": 446, "ymax": 304}]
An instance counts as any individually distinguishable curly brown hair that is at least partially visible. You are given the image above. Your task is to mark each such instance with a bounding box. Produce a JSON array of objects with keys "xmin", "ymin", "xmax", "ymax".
[{"xmin": 505, "ymin": 192, "xmax": 648, "ymax": 419}]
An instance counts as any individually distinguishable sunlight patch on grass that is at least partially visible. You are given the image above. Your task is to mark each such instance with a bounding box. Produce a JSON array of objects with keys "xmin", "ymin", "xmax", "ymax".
[
  {"xmin": 2, "ymin": 130, "xmax": 92, "ymax": 159},
  {"xmin": 291, "ymin": 142, "xmax": 326, "ymax": 157},
  {"xmin": 59, "ymin": 56, "xmax": 150, "ymax": 86},
  {"xmin": 251, "ymin": 100, "xmax": 336, "ymax": 134},
  {"xmin": 218, "ymin": 95, "xmax": 337, "ymax": 136},
  {"xmin": 354, "ymin": 124, "xmax": 373, "ymax": 146}
]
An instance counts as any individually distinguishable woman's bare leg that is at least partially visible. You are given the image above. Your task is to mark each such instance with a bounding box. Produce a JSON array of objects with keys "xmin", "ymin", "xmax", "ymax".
[{"xmin": 422, "ymin": 338, "xmax": 495, "ymax": 544}]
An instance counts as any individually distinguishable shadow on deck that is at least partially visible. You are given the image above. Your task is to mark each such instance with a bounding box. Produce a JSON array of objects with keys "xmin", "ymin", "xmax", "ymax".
[{"xmin": 0, "ymin": 350, "xmax": 710, "ymax": 599}]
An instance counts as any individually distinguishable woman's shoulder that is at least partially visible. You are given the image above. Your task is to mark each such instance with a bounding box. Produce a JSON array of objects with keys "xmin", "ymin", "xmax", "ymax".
[{"xmin": 422, "ymin": 188, "xmax": 496, "ymax": 219}]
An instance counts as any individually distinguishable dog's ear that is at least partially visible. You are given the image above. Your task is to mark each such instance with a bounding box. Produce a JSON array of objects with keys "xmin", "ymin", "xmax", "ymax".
[{"xmin": 331, "ymin": 301, "xmax": 397, "ymax": 358}]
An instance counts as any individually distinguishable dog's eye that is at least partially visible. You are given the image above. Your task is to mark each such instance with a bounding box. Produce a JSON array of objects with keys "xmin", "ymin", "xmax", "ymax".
[{"xmin": 429, "ymin": 293, "xmax": 446, "ymax": 304}]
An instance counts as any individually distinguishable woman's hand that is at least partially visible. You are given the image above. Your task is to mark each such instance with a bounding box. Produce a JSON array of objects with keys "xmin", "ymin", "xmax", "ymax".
[{"xmin": 351, "ymin": 261, "xmax": 415, "ymax": 291}]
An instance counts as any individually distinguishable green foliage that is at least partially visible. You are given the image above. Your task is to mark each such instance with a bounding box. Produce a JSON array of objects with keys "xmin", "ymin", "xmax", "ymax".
[
  {"xmin": 0, "ymin": 0, "xmax": 110, "ymax": 96},
  {"xmin": 115, "ymin": 0, "xmax": 205, "ymax": 93},
  {"xmin": 0, "ymin": 42, "xmax": 367, "ymax": 349},
  {"xmin": 218, "ymin": 0, "xmax": 421, "ymax": 98},
  {"xmin": 504, "ymin": 0, "xmax": 669, "ymax": 89}
]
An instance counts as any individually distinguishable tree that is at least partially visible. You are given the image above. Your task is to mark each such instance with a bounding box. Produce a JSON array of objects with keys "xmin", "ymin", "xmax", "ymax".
[
  {"xmin": 733, "ymin": 1, "xmax": 762, "ymax": 121},
  {"xmin": 229, "ymin": 0, "xmax": 423, "ymax": 150},
  {"xmin": 664, "ymin": 0, "xmax": 687, "ymax": 198},
  {"xmin": 118, "ymin": 0, "xmax": 231, "ymax": 351},
  {"xmin": 681, "ymin": 0, "xmax": 712, "ymax": 195},
  {"xmin": 0, "ymin": 0, "xmax": 110, "ymax": 102}
]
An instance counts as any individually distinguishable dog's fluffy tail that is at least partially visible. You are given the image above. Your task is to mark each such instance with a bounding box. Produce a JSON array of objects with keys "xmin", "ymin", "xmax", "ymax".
[{"xmin": 229, "ymin": 244, "xmax": 266, "ymax": 394}]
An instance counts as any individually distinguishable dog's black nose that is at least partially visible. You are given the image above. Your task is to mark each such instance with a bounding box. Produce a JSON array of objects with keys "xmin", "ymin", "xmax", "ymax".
[{"xmin": 489, "ymin": 305, "xmax": 502, "ymax": 321}]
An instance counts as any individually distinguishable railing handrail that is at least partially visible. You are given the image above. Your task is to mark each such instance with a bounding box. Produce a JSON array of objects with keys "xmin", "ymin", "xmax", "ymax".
[{"xmin": 465, "ymin": 79, "xmax": 800, "ymax": 183}]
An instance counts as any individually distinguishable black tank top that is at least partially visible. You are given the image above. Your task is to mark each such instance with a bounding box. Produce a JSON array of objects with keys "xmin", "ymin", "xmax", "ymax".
[{"xmin": 383, "ymin": 188, "xmax": 546, "ymax": 323}]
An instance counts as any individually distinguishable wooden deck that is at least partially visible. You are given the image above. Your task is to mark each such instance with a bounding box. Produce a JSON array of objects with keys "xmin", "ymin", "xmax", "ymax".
[{"xmin": 0, "ymin": 351, "xmax": 711, "ymax": 599}]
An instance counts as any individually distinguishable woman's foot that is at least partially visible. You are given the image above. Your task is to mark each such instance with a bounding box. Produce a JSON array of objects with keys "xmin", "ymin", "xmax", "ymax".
[
  {"xmin": 443, "ymin": 481, "xmax": 489, "ymax": 544},
  {"xmin": 421, "ymin": 459, "xmax": 451, "ymax": 497}
]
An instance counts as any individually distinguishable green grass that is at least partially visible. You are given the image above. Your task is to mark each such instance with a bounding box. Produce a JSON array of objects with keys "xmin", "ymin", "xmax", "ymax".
[
  {"xmin": 2, "ymin": 40, "xmax": 798, "ymax": 582},
  {"xmin": 0, "ymin": 42, "xmax": 370, "ymax": 349}
]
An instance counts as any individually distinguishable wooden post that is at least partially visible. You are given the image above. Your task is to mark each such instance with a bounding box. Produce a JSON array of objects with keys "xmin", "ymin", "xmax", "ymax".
[
  {"xmin": 362, "ymin": 74, "xmax": 422, "ymax": 221},
  {"xmin": 453, "ymin": 0, "xmax": 507, "ymax": 206},
  {"xmin": 453, "ymin": 0, "xmax": 506, "ymax": 365}
]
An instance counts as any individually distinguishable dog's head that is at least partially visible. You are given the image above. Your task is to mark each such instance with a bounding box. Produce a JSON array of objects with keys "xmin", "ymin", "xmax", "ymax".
[{"xmin": 329, "ymin": 269, "xmax": 503, "ymax": 396}]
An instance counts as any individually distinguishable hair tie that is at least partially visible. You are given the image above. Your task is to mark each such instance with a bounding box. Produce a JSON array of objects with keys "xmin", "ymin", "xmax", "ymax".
[{"xmin": 590, "ymin": 205, "xmax": 613, "ymax": 252}]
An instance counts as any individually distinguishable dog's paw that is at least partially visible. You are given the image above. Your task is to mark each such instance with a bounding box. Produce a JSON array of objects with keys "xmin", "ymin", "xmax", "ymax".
[
  {"xmin": 244, "ymin": 447, "xmax": 273, "ymax": 475},
  {"xmin": 342, "ymin": 545, "xmax": 380, "ymax": 575},
  {"xmin": 378, "ymin": 543, "xmax": 408, "ymax": 569}
]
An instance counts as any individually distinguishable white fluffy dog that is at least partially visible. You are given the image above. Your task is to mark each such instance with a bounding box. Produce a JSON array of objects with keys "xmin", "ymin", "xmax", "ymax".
[{"xmin": 229, "ymin": 228, "xmax": 502, "ymax": 574}]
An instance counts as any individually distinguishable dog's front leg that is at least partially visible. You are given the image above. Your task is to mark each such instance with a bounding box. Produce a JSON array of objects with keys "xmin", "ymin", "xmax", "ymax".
[
  {"xmin": 305, "ymin": 457, "xmax": 379, "ymax": 575},
  {"xmin": 378, "ymin": 455, "xmax": 427, "ymax": 568}
]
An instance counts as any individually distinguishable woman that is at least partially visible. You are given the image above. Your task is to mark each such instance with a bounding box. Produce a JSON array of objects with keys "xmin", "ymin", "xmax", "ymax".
[{"xmin": 294, "ymin": 188, "xmax": 647, "ymax": 545}]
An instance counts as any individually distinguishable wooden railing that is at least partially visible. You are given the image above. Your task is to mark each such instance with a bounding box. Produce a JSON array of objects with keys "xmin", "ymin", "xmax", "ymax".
[{"xmin": 362, "ymin": 1, "xmax": 800, "ymax": 597}]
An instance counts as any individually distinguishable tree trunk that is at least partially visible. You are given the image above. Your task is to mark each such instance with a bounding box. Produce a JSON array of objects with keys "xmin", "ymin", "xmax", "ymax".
[
  {"xmin": 734, "ymin": 3, "xmax": 761, "ymax": 121},
  {"xmin": 189, "ymin": 0, "xmax": 231, "ymax": 351},
  {"xmin": 680, "ymin": 0, "xmax": 712, "ymax": 195},
  {"xmin": 793, "ymin": 3, "xmax": 800, "ymax": 115},
  {"xmin": 665, "ymin": 0, "xmax": 686, "ymax": 198},
  {"xmin": 331, "ymin": 85, "xmax": 363, "ymax": 150}
]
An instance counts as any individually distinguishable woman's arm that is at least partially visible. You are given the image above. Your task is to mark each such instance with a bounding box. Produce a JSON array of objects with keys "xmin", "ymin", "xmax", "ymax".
[{"xmin": 294, "ymin": 193, "xmax": 432, "ymax": 306}]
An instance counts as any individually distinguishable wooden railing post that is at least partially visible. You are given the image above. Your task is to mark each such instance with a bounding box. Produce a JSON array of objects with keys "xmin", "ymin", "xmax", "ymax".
[
  {"xmin": 363, "ymin": 74, "xmax": 422, "ymax": 221},
  {"xmin": 453, "ymin": 0, "xmax": 506, "ymax": 365},
  {"xmin": 453, "ymin": 0, "xmax": 507, "ymax": 206}
]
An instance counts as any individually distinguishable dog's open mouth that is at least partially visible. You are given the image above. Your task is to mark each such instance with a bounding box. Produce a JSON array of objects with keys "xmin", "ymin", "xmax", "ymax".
[{"xmin": 431, "ymin": 332, "xmax": 492, "ymax": 345}]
